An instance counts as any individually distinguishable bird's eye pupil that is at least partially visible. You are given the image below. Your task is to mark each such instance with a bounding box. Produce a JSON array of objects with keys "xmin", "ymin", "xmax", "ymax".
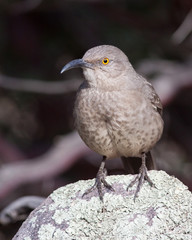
[{"xmin": 102, "ymin": 58, "xmax": 109, "ymax": 65}]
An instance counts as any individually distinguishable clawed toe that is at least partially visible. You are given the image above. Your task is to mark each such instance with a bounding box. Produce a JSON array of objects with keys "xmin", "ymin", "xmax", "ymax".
[
  {"xmin": 83, "ymin": 156, "xmax": 114, "ymax": 201},
  {"xmin": 127, "ymin": 153, "xmax": 155, "ymax": 201}
]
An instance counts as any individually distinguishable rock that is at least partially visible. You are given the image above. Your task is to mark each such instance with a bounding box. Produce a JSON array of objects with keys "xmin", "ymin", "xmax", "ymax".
[{"xmin": 13, "ymin": 170, "xmax": 192, "ymax": 240}]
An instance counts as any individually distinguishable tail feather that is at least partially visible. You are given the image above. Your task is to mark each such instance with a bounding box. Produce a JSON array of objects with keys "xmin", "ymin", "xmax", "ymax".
[{"xmin": 121, "ymin": 151, "xmax": 156, "ymax": 174}]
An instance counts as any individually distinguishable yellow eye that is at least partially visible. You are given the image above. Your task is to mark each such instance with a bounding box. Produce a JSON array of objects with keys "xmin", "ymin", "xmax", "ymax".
[{"xmin": 102, "ymin": 58, "xmax": 109, "ymax": 65}]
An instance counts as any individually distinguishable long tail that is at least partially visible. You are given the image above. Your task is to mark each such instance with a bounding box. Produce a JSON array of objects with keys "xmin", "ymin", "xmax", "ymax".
[{"xmin": 121, "ymin": 151, "xmax": 156, "ymax": 174}]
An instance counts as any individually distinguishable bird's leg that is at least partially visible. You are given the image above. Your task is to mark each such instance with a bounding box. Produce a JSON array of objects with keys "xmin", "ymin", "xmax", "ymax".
[
  {"xmin": 127, "ymin": 152, "xmax": 155, "ymax": 201},
  {"xmin": 83, "ymin": 156, "xmax": 114, "ymax": 201}
]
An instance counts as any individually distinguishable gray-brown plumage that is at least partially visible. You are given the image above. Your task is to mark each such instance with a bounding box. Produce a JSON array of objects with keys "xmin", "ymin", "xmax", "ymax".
[{"xmin": 61, "ymin": 45, "xmax": 164, "ymax": 201}]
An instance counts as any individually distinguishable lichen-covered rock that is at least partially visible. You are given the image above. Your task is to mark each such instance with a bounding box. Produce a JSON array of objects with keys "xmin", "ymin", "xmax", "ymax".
[{"xmin": 13, "ymin": 171, "xmax": 192, "ymax": 240}]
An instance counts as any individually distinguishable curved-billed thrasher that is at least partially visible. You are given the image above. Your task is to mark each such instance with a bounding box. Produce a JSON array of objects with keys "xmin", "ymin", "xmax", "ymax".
[{"xmin": 61, "ymin": 45, "xmax": 164, "ymax": 201}]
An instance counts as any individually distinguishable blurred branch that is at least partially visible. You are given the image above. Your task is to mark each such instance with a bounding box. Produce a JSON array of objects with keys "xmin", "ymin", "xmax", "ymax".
[
  {"xmin": 0, "ymin": 131, "xmax": 90, "ymax": 200},
  {"xmin": 137, "ymin": 59, "xmax": 192, "ymax": 104},
  {"xmin": 0, "ymin": 196, "xmax": 45, "ymax": 225},
  {"xmin": 0, "ymin": 136, "xmax": 26, "ymax": 162},
  {"xmin": 1, "ymin": 57, "xmax": 192, "ymax": 106},
  {"xmin": 172, "ymin": 9, "xmax": 192, "ymax": 44},
  {"xmin": 10, "ymin": 0, "xmax": 43, "ymax": 14},
  {"xmin": 0, "ymin": 74, "xmax": 81, "ymax": 94}
]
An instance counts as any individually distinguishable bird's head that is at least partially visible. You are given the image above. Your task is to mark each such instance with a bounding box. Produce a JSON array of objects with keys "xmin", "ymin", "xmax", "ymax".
[{"xmin": 61, "ymin": 45, "xmax": 136, "ymax": 90}]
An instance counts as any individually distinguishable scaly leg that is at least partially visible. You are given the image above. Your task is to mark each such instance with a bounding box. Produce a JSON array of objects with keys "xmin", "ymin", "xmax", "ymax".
[
  {"xmin": 83, "ymin": 156, "xmax": 114, "ymax": 201},
  {"xmin": 127, "ymin": 152, "xmax": 155, "ymax": 201}
]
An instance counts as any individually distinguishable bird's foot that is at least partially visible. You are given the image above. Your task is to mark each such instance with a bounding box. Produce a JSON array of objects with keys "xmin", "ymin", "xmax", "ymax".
[
  {"xmin": 127, "ymin": 153, "xmax": 155, "ymax": 201},
  {"xmin": 83, "ymin": 157, "xmax": 114, "ymax": 201}
]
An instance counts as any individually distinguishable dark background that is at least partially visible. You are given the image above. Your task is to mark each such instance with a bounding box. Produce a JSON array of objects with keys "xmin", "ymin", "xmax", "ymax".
[{"xmin": 0, "ymin": 0, "xmax": 192, "ymax": 239}]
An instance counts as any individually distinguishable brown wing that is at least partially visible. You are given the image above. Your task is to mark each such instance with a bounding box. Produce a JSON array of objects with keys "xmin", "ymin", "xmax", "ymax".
[
  {"xmin": 143, "ymin": 78, "xmax": 163, "ymax": 116},
  {"xmin": 150, "ymin": 89, "xmax": 163, "ymax": 116}
]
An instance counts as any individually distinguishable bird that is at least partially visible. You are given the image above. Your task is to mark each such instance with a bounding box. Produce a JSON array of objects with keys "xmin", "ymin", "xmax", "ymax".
[{"xmin": 61, "ymin": 45, "xmax": 164, "ymax": 201}]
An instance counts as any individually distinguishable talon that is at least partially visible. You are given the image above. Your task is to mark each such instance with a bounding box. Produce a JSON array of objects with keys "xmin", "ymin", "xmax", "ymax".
[
  {"xmin": 83, "ymin": 156, "xmax": 114, "ymax": 201},
  {"xmin": 127, "ymin": 153, "xmax": 155, "ymax": 200}
]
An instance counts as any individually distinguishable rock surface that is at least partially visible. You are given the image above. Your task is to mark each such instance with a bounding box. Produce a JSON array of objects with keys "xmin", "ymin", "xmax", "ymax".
[{"xmin": 13, "ymin": 170, "xmax": 192, "ymax": 240}]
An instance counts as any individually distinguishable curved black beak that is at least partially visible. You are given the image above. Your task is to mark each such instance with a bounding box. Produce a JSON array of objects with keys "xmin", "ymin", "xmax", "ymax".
[{"xmin": 60, "ymin": 59, "xmax": 93, "ymax": 74}]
